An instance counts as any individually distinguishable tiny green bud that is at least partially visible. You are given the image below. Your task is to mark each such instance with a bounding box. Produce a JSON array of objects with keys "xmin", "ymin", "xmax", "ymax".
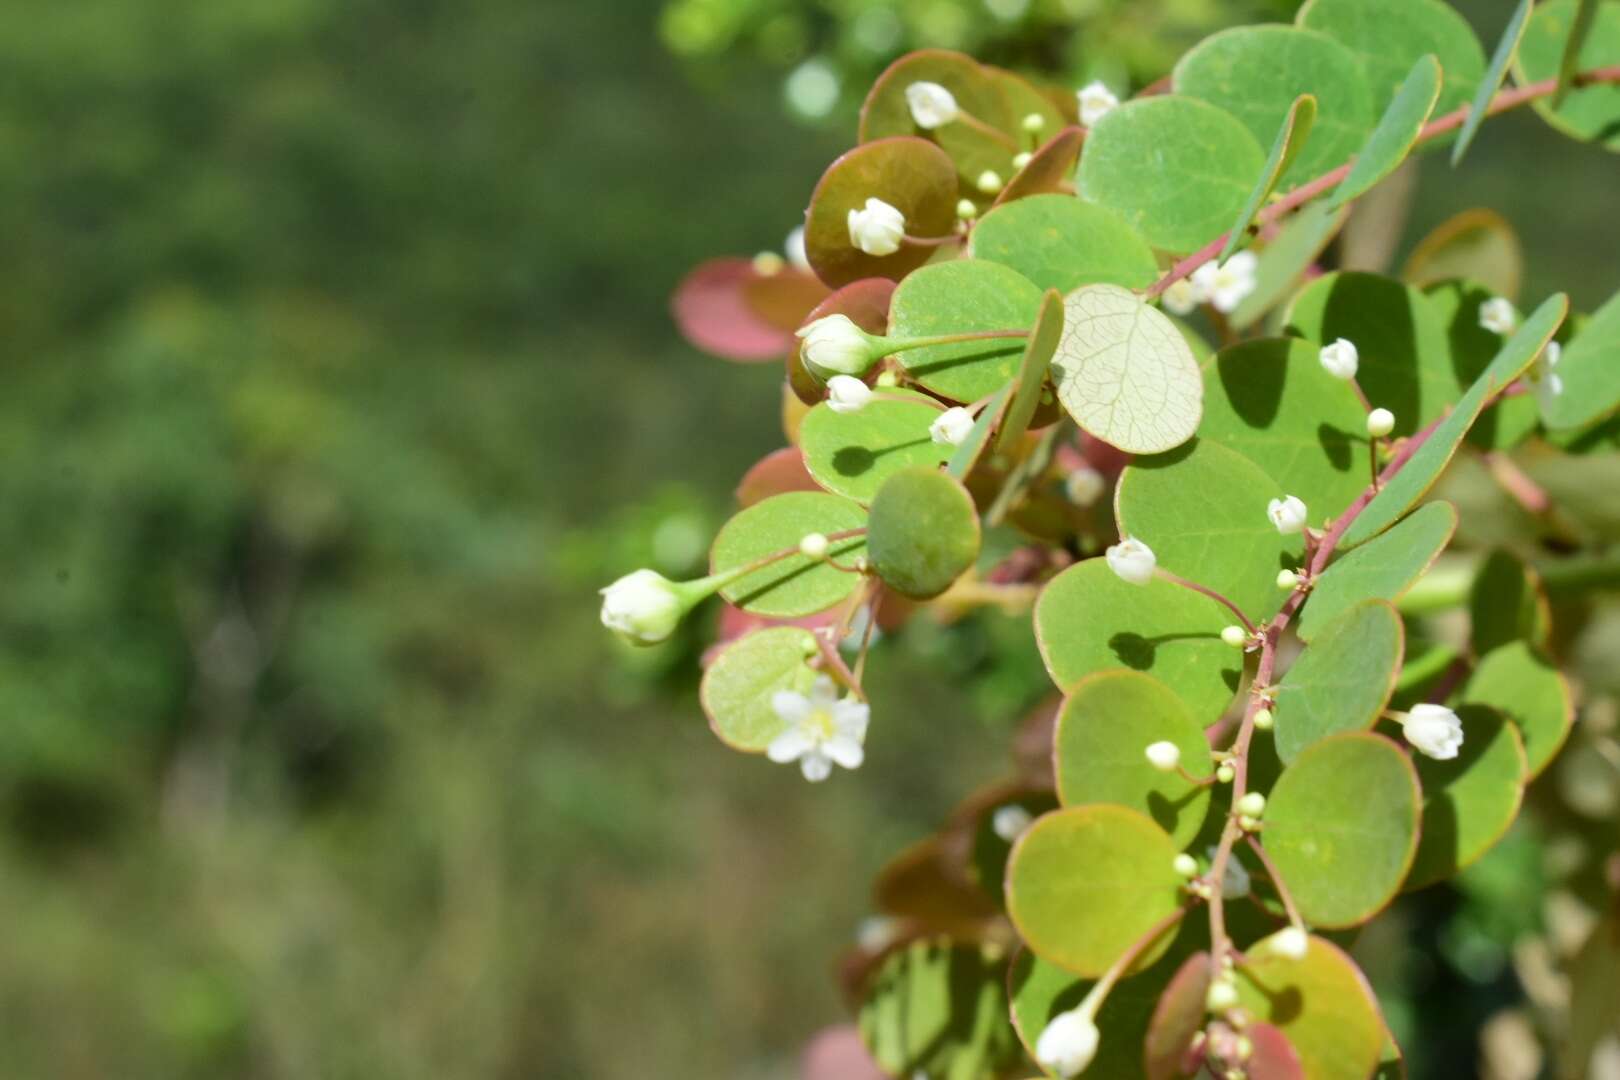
[
  {"xmin": 1217, "ymin": 763, "xmax": 1235, "ymax": 784},
  {"xmin": 1173, "ymin": 853, "xmax": 1199, "ymax": 878},
  {"xmin": 1237, "ymin": 792, "xmax": 1266, "ymax": 817},
  {"xmin": 1238, "ymin": 814, "xmax": 1260, "ymax": 831},
  {"xmin": 1235, "ymin": 1035, "xmax": 1255, "ymax": 1061},
  {"xmin": 956, "ymin": 197, "xmax": 979, "ymax": 220},
  {"xmin": 799, "ymin": 532, "xmax": 830, "ymax": 560},
  {"xmin": 1205, "ymin": 976, "xmax": 1240, "ymax": 1013},
  {"xmin": 1252, "ymin": 707, "xmax": 1274, "ymax": 731},
  {"xmin": 1276, "ymin": 569, "xmax": 1299, "ymax": 590},
  {"xmin": 875, "ymin": 369, "xmax": 900, "ymax": 388},
  {"xmin": 1221, "ymin": 625, "xmax": 1249, "ymax": 648},
  {"xmin": 976, "ymin": 169, "xmax": 1004, "ymax": 194},
  {"xmin": 1012, "ymin": 151, "xmax": 1033, "ymax": 169},
  {"xmin": 1022, "ymin": 112, "xmax": 1046, "ymax": 133}
]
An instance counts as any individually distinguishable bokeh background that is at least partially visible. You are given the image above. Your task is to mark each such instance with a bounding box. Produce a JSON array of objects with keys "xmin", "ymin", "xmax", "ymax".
[{"xmin": 2, "ymin": 0, "xmax": 1616, "ymax": 1076}]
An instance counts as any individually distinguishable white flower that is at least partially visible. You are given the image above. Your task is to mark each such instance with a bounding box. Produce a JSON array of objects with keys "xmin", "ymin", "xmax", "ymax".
[
  {"xmin": 1035, "ymin": 1008, "xmax": 1100, "ymax": 1077},
  {"xmin": 1105, "ymin": 537, "xmax": 1156, "ymax": 586},
  {"xmin": 1401, "ymin": 703, "xmax": 1464, "ymax": 760},
  {"xmin": 1366, "ymin": 407, "xmax": 1395, "ymax": 438},
  {"xmin": 1221, "ymin": 625, "xmax": 1249, "ymax": 648},
  {"xmin": 847, "ymin": 196, "xmax": 906, "ymax": 256},
  {"xmin": 797, "ymin": 314, "xmax": 876, "ymax": 378},
  {"xmin": 992, "ymin": 805, "xmax": 1033, "ymax": 842},
  {"xmin": 1076, "ymin": 81, "xmax": 1119, "ymax": 127},
  {"xmin": 929, "ymin": 406, "xmax": 975, "ymax": 446},
  {"xmin": 905, "ymin": 81, "xmax": 959, "ymax": 129},
  {"xmin": 1160, "ymin": 277, "xmax": 1202, "ymax": 316},
  {"xmin": 1145, "ymin": 741, "xmax": 1182, "ymax": 772},
  {"xmin": 785, "ymin": 225, "xmax": 809, "ymax": 271},
  {"xmin": 1189, "ymin": 251, "xmax": 1257, "ymax": 314},
  {"xmin": 766, "ymin": 676, "xmax": 870, "ymax": 782},
  {"xmin": 1533, "ymin": 341, "xmax": 1564, "ymax": 406},
  {"xmin": 1265, "ymin": 926, "xmax": 1309, "ymax": 961},
  {"xmin": 1479, "ymin": 297, "xmax": 1518, "ymax": 336},
  {"xmin": 826, "ymin": 374, "xmax": 876, "ymax": 413},
  {"xmin": 1318, "ymin": 337, "xmax": 1359, "ymax": 380},
  {"xmin": 599, "ymin": 569, "xmax": 684, "ymax": 646},
  {"xmin": 1267, "ymin": 494, "xmax": 1308, "ymax": 535},
  {"xmin": 1064, "ymin": 466, "xmax": 1105, "ymax": 507}
]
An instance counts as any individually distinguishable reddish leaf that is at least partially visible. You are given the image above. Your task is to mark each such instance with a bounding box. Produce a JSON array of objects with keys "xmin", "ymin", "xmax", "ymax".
[
  {"xmin": 994, "ymin": 126, "xmax": 1085, "ymax": 206},
  {"xmin": 801, "ymin": 1025, "xmax": 887, "ymax": 1080},
  {"xmin": 805, "ymin": 137, "xmax": 959, "ymax": 289},
  {"xmin": 1246, "ymin": 1022, "xmax": 1306, "ymax": 1080},
  {"xmin": 743, "ymin": 269, "xmax": 830, "ymax": 333},
  {"xmin": 1145, "ymin": 951, "xmax": 1213, "ymax": 1080},
  {"xmin": 671, "ymin": 258, "xmax": 796, "ymax": 361},
  {"xmin": 736, "ymin": 447, "xmax": 819, "ymax": 508}
]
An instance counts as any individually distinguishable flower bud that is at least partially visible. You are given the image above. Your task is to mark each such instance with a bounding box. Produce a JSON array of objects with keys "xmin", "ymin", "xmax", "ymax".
[
  {"xmin": 1173, "ymin": 853, "xmax": 1200, "ymax": 878},
  {"xmin": 1205, "ymin": 976, "xmax": 1240, "ymax": 1013},
  {"xmin": 956, "ymin": 198, "xmax": 979, "ymax": 220},
  {"xmin": 797, "ymin": 315, "xmax": 878, "ymax": 379},
  {"xmin": 1216, "ymin": 763, "xmax": 1235, "ymax": 784},
  {"xmin": 929, "ymin": 406, "xmax": 976, "ymax": 447},
  {"xmin": 825, "ymin": 374, "xmax": 876, "ymax": 414},
  {"xmin": 1318, "ymin": 337, "xmax": 1359, "ymax": 380},
  {"xmin": 1400, "ymin": 703, "xmax": 1464, "ymax": 760},
  {"xmin": 799, "ymin": 532, "xmax": 830, "ymax": 559},
  {"xmin": 599, "ymin": 569, "xmax": 686, "ymax": 646},
  {"xmin": 1022, "ymin": 112, "xmax": 1047, "ymax": 133},
  {"xmin": 1221, "ymin": 625, "xmax": 1249, "ymax": 648},
  {"xmin": 1267, "ymin": 494, "xmax": 1308, "ymax": 535},
  {"xmin": 1237, "ymin": 792, "xmax": 1266, "ymax": 817},
  {"xmin": 1479, "ymin": 297, "xmax": 1518, "ymax": 336},
  {"xmin": 1013, "ymin": 151, "xmax": 1033, "ymax": 169},
  {"xmin": 976, "ymin": 169, "xmax": 1004, "ymax": 195},
  {"xmin": 1077, "ymin": 81, "xmax": 1119, "ymax": 127},
  {"xmin": 905, "ymin": 81, "xmax": 959, "ymax": 129},
  {"xmin": 847, "ymin": 196, "xmax": 906, "ymax": 256},
  {"xmin": 1276, "ymin": 569, "xmax": 1300, "ymax": 590},
  {"xmin": 1366, "ymin": 407, "xmax": 1395, "ymax": 438},
  {"xmin": 1145, "ymin": 740, "xmax": 1182, "ymax": 772},
  {"xmin": 1267, "ymin": 926, "xmax": 1309, "ymax": 961},
  {"xmin": 1160, "ymin": 278, "xmax": 1202, "ymax": 316},
  {"xmin": 1252, "ymin": 707, "xmax": 1274, "ymax": 731},
  {"xmin": 784, "ymin": 225, "xmax": 809, "ymax": 271},
  {"xmin": 1065, "ymin": 466, "xmax": 1106, "ymax": 507},
  {"xmin": 751, "ymin": 251, "xmax": 785, "ymax": 276},
  {"xmin": 1105, "ymin": 537, "xmax": 1156, "ymax": 586},
  {"xmin": 1035, "ymin": 1008, "xmax": 1100, "ymax": 1078},
  {"xmin": 992, "ymin": 804, "xmax": 1034, "ymax": 841}
]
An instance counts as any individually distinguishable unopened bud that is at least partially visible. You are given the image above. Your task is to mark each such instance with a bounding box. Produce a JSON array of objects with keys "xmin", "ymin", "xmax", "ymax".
[
  {"xmin": 976, "ymin": 169, "xmax": 1004, "ymax": 194},
  {"xmin": 1366, "ymin": 407, "xmax": 1395, "ymax": 438},
  {"xmin": 1221, "ymin": 625, "xmax": 1249, "ymax": 648},
  {"xmin": 1145, "ymin": 741, "xmax": 1182, "ymax": 772},
  {"xmin": 799, "ymin": 532, "xmax": 830, "ymax": 559},
  {"xmin": 1276, "ymin": 569, "xmax": 1299, "ymax": 590},
  {"xmin": 1205, "ymin": 976, "xmax": 1240, "ymax": 1013},
  {"xmin": 1237, "ymin": 792, "xmax": 1266, "ymax": 817},
  {"xmin": 1217, "ymin": 764, "xmax": 1235, "ymax": 784},
  {"xmin": 1022, "ymin": 112, "xmax": 1047, "ymax": 133},
  {"xmin": 1252, "ymin": 707, "xmax": 1274, "ymax": 731},
  {"xmin": 1173, "ymin": 853, "xmax": 1199, "ymax": 878},
  {"xmin": 1012, "ymin": 151, "xmax": 1033, "ymax": 169},
  {"xmin": 956, "ymin": 198, "xmax": 978, "ymax": 220}
]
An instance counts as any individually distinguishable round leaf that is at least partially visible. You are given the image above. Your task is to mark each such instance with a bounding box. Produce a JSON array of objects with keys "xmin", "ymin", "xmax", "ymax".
[
  {"xmin": 1077, "ymin": 95, "xmax": 1266, "ymax": 255},
  {"xmin": 1052, "ymin": 284, "xmax": 1204, "ymax": 454},
  {"xmin": 1275, "ymin": 600, "xmax": 1404, "ymax": 764},
  {"xmin": 1144, "ymin": 952, "xmax": 1213, "ymax": 1080},
  {"xmin": 711, "ymin": 492, "xmax": 869, "ymax": 617},
  {"xmin": 1406, "ymin": 704, "xmax": 1527, "ymax": 889},
  {"xmin": 805, "ymin": 137, "xmax": 959, "ymax": 289},
  {"xmin": 1006, "ymin": 805, "xmax": 1185, "ymax": 977},
  {"xmin": 798, "ymin": 396, "xmax": 952, "ymax": 504},
  {"xmin": 970, "ymin": 194, "xmax": 1159, "ymax": 294},
  {"xmin": 1403, "ymin": 209, "xmax": 1523, "ymax": 300},
  {"xmin": 1297, "ymin": 502, "xmax": 1456, "ymax": 641},
  {"xmin": 867, "ymin": 467, "xmax": 980, "ymax": 600},
  {"xmin": 672, "ymin": 258, "xmax": 804, "ymax": 361},
  {"xmin": 1234, "ymin": 934, "xmax": 1387, "ymax": 1080},
  {"xmin": 1517, "ymin": 0, "xmax": 1620, "ymax": 151},
  {"xmin": 699, "ymin": 626, "xmax": 820, "ymax": 752},
  {"xmin": 1423, "ymin": 279, "xmax": 1540, "ymax": 451},
  {"xmin": 857, "ymin": 939, "xmax": 1024, "ymax": 1080},
  {"xmin": 1173, "ymin": 25, "xmax": 1374, "ymax": 188},
  {"xmin": 1261, "ymin": 732, "xmax": 1421, "ymax": 927},
  {"xmin": 1035, "ymin": 559, "xmax": 1240, "ymax": 723},
  {"xmin": 1299, "ymin": 0, "xmax": 1486, "ymax": 118},
  {"xmin": 1467, "ymin": 549, "xmax": 1552, "ymax": 656},
  {"xmin": 1462, "ymin": 641, "xmax": 1574, "ymax": 778},
  {"xmin": 860, "ymin": 50, "xmax": 1021, "ymax": 187},
  {"xmin": 888, "ymin": 259, "xmax": 1044, "ymax": 402},
  {"xmin": 736, "ymin": 447, "xmax": 819, "ymax": 507},
  {"xmin": 1054, "ymin": 670, "xmax": 1214, "ymax": 847}
]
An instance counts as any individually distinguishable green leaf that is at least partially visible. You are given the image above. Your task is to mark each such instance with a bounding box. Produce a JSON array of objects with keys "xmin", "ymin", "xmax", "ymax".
[
  {"xmin": 1035, "ymin": 558, "xmax": 1240, "ymax": 723},
  {"xmin": 1452, "ymin": 0, "xmax": 1534, "ymax": 166},
  {"xmin": 1116, "ymin": 439, "xmax": 1305, "ymax": 621},
  {"xmin": 1461, "ymin": 641, "xmax": 1574, "ymax": 779},
  {"xmin": 867, "ymin": 467, "xmax": 980, "ymax": 600},
  {"xmin": 1261, "ymin": 732, "xmax": 1421, "ymax": 927},
  {"xmin": 1051, "ymin": 284, "xmax": 1204, "ymax": 454},
  {"xmin": 1234, "ymin": 934, "xmax": 1389, "ymax": 1080},
  {"xmin": 995, "ymin": 289, "xmax": 1063, "ymax": 453},
  {"xmin": 1282, "ymin": 271, "xmax": 1456, "ymax": 435},
  {"xmin": 804, "ymin": 137, "xmax": 960, "ymax": 289},
  {"xmin": 1077, "ymin": 96, "xmax": 1266, "ymax": 255},
  {"xmin": 970, "ymin": 195, "xmax": 1159, "ymax": 295},
  {"xmin": 1199, "ymin": 337, "xmax": 1372, "ymax": 526},
  {"xmin": 1406, "ymin": 705, "xmax": 1526, "ymax": 890},
  {"xmin": 1542, "ymin": 286, "xmax": 1620, "ymax": 431},
  {"xmin": 698, "ymin": 626, "xmax": 820, "ymax": 752},
  {"xmin": 1275, "ymin": 600, "xmax": 1404, "ymax": 764},
  {"xmin": 1326, "ymin": 55, "xmax": 1443, "ymax": 210},
  {"xmin": 1054, "ymin": 670, "xmax": 1214, "ymax": 848},
  {"xmin": 1468, "ymin": 550, "xmax": 1551, "ymax": 656},
  {"xmin": 1143, "ymin": 952, "xmax": 1214, "ymax": 1080},
  {"xmin": 1298, "ymin": 502, "xmax": 1456, "ymax": 641},
  {"xmin": 1517, "ymin": 0, "xmax": 1620, "ymax": 150},
  {"xmin": 944, "ymin": 384, "xmax": 1010, "ymax": 479},
  {"xmin": 711, "ymin": 492, "xmax": 868, "ymax": 617},
  {"xmin": 1298, "ymin": 0, "xmax": 1486, "ymax": 118},
  {"xmin": 1005, "ymin": 804, "xmax": 1185, "ymax": 976},
  {"xmin": 1221, "ymin": 95, "xmax": 1318, "ymax": 264},
  {"xmin": 1404, "ymin": 210, "xmax": 1523, "ymax": 301},
  {"xmin": 1231, "ymin": 201, "xmax": 1348, "ymax": 330},
  {"xmin": 888, "ymin": 259, "xmax": 1044, "ymax": 402},
  {"xmin": 1423, "ymin": 280, "xmax": 1539, "ymax": 451},
  {"xmin": 1555, "ymin": 0, "xmax": 1603, "ymax": 107},
  {"xmin": 1341, "ymin": 292, "xmax": 1567, "ymax": 547},
  {"xmin": 798, "ymin": 395, "xmax": 952, "ymax": 504},
  {"xmin": 857, "ymin": 938, "xmax": 1024, "ymax": 1080},
  {"xmin": 859, "ymin": 50, "xmax": 1020, "ymax": 188},
  {"xmin": 1174, "ymin": 26, "xmax": 1373, "ymax": 189}
]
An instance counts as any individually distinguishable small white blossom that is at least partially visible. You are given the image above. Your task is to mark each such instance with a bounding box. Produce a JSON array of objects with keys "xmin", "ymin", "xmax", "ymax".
[
  {"xmin": 1160, "ymin": 278, "xmax": 1202, "ymax": 316},
  {"xmin": 976, "ymin": 169, "xmax": 1004, "ymax": 194},
  {"xmin": 1221, "ymin": 625, "xmax": 1249, "ymax": 648},
  {"xmin": 797, "ymin": 314, "xmax": 876, "ymax": 378},
  {"xmin": 1366, "ymin": 407, "xmax": 1395, "ymax": 438},
  {"xmin": 847, "ymin": 196, "xmax": 907, "ymax": 256},
  {"xmin": 1172, "ymin": 853, "xmax": 1199, "ymax": 878},
  {"xmin": 785, "ymin": 225, "xmax": 809, "ymax": 271},
  {"xmin": 905, "ymin": 81, "xmax": 960, "ymax": 129},
  {"xmin": 1479, "ymin": 297, "xmax": 1518, "ymax": 336},
  {"xmin": 1035, "ymin": 1008, "xmax": 1100, "ymax": 1077},
  {"xmin": 1076, "ymin": 81, "xmax": 1119, "ymax": 127},
  {"xmin": 1065, "ymin": 466, "xmax": 1106, "ymax": 507},
  {"xmin": 1105, "ymin": 537, "xmax": 1156, "ymax": 586},
  {"xmin": 1319, "ymin": 337, "xmax": 1360, "ymax": 380},
  {"xmin": 1267, "ymin": 494, "xmax": 1308, "ymax": 535},
  {"xmin": 929, "ymin": 406, "xmax": 975, "ymax": 446},
  {"xmin": 1533, "ymin": 341, "xmax": 1564, "ymax": 406},
  {"xmin": 1401, "ymin": 703, "xmax": 1464, "ymax": 761},
  {"xmin": 1145, "ymin": 741, "xmax": 1182, "ymax": 772},
  {"xmin": 825, "ymin": 374, "xmax": 876, "ymax": 413},
  {"xmin": 767, "ymin": 676, "xmax": 870, "ymax": 782},
  {"xmin": 600, "ymin": 569, "xmax": 685, "ymax": 646},
  {"xmin": 799, "ymin": 532, "xmax": 830, "ymax": 559},
  {"xmin": 992, "ymin": 805, "xmax": 1034, "ymax": 842},
  {"xmin": 1189, "ymin": 251, "xmax": 1257, "ymax": 314},
  {"xmin": 1266, "ymin": 926, "xmax": 1309, "ymax": 961}
]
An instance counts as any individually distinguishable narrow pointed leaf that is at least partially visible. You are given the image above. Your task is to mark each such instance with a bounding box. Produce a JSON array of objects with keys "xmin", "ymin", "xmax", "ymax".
[
  {"xmin": 1327, "ymin": 55, "xmax": 1443, "ymax": 210},
  {"xmin": 1276, "ymin": 600, "xmax": 1405, "ymax": 763},
  {"xmin": 1299, "ymin": 502, "xmax": 1456, "ymax": 640},
  {"xmin": 1452, "ymin": 0, "xmax": 1534, "ymax": 166},
  {"xmin": 995, "ymin": 289, "xmax": 1063, "ymax": 453},
  {"xmin": 1222, "ymin": 95, "xmax": 1317, "ymax": 264}
]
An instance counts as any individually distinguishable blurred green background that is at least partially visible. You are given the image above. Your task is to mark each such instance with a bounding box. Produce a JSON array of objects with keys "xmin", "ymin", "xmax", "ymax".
[{"xmin": 1, "ymin": 0, "xmax": 1615, "ymax": 1077}]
